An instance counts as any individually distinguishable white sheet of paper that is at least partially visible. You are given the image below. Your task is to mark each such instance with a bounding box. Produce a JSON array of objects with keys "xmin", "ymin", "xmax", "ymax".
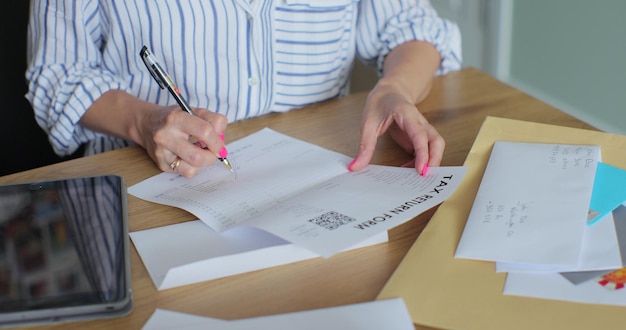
[
  {"xmin": 141, "ymin": 298, "xmax": 415, "ymax": 330},
  {"xmin": 248, "ymin": 165, "xmax": 466, "ymax": 257},
  {"xmin": 141, "ymin": 309, "xmax": 228, "ymax": 329},
  {"xmin": 129, "ymin": 220, "xmax": 388, "ymax": 290},
  {"xmin": 455, "ymin": 141, "xmax": 600, "ymax": 266},
  {"xmin": 502, "ymin": 203, "xmax": 626, "ymax": 305},
  {"xmin": 129, "ymin": 128, "xmax": 352, "ymax": 232},
  {"xmin": 503, "ymin": 271, "xmax": 626, "ymax": 306},
  {"xmin": 129, "ymin": 128, "xmax": 466, "ymax": 257},
  {"xmin": 496, "ymin": 212, "xmax": 621, "ymax": 273}
]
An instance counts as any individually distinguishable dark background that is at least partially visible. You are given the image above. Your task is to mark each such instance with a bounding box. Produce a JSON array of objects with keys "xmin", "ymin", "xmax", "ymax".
[{"xmin": 0, "ymin": 0, "xmax": 80, "ymax": 176}]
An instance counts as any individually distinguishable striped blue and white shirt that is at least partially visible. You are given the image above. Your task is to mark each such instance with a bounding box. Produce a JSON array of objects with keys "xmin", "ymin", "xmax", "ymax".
[{"xmin": 26, "ymin": 0, "xmax": 462, "ymax": 157}]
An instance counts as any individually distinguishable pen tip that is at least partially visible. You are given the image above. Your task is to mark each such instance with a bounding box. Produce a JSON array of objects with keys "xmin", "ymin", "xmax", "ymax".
[{"xmin": 220, "ymin": 158, "xmax": 235, "ymax": 173}]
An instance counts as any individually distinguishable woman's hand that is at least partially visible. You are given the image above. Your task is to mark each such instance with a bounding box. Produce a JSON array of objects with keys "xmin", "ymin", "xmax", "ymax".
[
  {"xmin": 139, "ymin": 106, "xmax": 229, "ymax": 178},
  {"xmin": 348, "ymin": 81, "xmax": 444, "ymax": 175},
  {"xmin": 348, "ymin": 40, "xmax": 444, "ymax": 175},
  {"xmin": 80, "ymin": 90, "xmax": 228, "ymax": 179}
]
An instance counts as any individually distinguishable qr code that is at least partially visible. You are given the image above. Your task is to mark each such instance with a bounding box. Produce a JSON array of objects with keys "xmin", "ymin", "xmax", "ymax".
[{"xmin": 308, "ymin": 211, "xmax": 356, "ymax": 230}]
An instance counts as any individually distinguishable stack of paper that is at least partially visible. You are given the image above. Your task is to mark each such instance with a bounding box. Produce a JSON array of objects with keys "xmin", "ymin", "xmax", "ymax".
[
  {"xmin": 455, "ymin": 140, "xmax": 626, "ymax": 305},
  {"xmin": 129, "ymin": 128, "xmax": 467, "ymax": 290},
  {"xmin": 377, "ymin": 117, "xmax": 626, "ymax": 329}
]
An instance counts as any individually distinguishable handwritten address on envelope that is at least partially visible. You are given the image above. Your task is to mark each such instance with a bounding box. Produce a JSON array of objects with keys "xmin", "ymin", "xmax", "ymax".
[{"xmin": 455, "ymin": 141, "xmax": 600, "ymax": 266}]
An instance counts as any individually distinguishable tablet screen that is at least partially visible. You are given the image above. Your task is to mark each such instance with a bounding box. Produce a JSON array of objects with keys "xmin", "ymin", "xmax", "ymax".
[{"xmin": 0, "ymin": 175, "xmax": 132, "ymax": 326}]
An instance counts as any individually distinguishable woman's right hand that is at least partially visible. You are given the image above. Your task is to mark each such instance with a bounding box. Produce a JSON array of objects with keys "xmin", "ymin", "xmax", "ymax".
[
  {"xmin": 80, "ymin": 90, "xmax": 228, "ymax": 179},
  {"xmin": 139, "ymin": 105, "xmax": 229, "ymax": 178}
]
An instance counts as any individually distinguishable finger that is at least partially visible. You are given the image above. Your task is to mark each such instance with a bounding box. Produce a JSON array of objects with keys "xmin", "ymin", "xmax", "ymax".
[
  {"xmin": 217, "ymin": 133, "xmax": 229, "ymax": 159},
  {"xmin": 193, "ymin": 108, "xmax": 229, "ymax": 139},
  {"xmin": 172, "ymin": 115, "xmax": 223, "ymax": 168},
  {"xmin": 349, "ymin": 120, "xmax": 381, "ymax": 172},
  {"xmin": 173, "ymin": 109, "xmax": 224, "ymax": 156},
  {"xmin": 391, "ymin": 116, "xmax": 429, "ymax": 174},
  {"xmin": 168, "ymin": 127, "xmax": 219, "ymax": 169},
  {"xmin": 426, "ymin": 125, "xmax": 445, "ymax": 167},
  {"xmin": 187, "ymin": 133, "xmax": 226, "ymax": 163},
  {"xmin": 168, "ymin": 156, "xmax": 202, "ymax": 179},
  {"xmin": 211, "ymin": 112, "xmax": 228, "ymax": 134},
  {"xmin": 411, "ymin": 131, "xmax": 430, "ymax": 175},
  {"xmin": 194, "ymin": 108, "xmax": 227, "ymax": 128},
  {"xmin": 154, "ymin": 143, "xmax": 181, "ymax": 172},
  {"xmin": 169, "ymin": 156, "xmax": 182, "ymax": 172},
  {"xmin": 411, "ymin": 124, "xmax": 444, "ymax": 175}
]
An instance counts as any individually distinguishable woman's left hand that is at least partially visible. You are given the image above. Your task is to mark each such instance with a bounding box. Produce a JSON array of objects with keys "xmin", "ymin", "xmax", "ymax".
[{"xmin": 348, "ymin": 81, "xmax": 444, "ymax": 175}]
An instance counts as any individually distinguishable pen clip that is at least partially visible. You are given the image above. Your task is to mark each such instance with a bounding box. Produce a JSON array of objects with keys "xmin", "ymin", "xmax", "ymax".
[{"xmin": 140, "ymin": 46, "xmax": 166, "ymax": 89}]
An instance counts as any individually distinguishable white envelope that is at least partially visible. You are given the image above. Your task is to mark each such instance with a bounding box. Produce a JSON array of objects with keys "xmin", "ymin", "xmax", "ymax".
[
  {"xmin": 130, "ymin": 220, "xmax": 387, "ymax": 290},
  {"xmin": 503, "ymin": 203, "xmax": 626, "ymax": 306},
  {"xmin": 504, "ymin": 271, "xmax": 626, "ymax": 306},
  {"xmin": 496, "ymin": 211, "xmax": 622, "ymax": 273},
  {"xmin": 455, "ymin": 141, "xmax": 600, "ymax": 266}
]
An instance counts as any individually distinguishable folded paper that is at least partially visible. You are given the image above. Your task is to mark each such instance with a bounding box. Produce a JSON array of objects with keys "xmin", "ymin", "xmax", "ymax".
[
  {"xmin": 130, "ymin": 220, "xmax": 387, "ymax": 290},
  {"xmin": 130, "ymin": 128, "xmax": 466, "ymax": 258},
  {"xmin": 142, "ymin": 298, "xmax": 414, "ymax": 330}
]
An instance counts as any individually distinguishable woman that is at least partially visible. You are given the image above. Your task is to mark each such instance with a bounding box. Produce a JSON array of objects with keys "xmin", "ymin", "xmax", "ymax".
[{"xmin": 26, "ymin": 0, "xmax": 461, "ymax": 178}]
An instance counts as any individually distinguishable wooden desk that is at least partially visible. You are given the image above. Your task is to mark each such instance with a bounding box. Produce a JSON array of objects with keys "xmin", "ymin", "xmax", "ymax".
[{"xmin": 1, "ymin": 68, "xmax": 596, "ymax": 329}]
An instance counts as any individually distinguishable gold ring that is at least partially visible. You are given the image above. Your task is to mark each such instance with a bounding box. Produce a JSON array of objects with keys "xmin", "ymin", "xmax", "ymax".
[{"xmin": 170, "ymin": 157, "xmax": 181, "ymax": 171}]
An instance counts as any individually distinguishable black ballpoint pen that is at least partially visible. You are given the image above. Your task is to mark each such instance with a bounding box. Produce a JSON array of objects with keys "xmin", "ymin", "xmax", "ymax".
[{"xmin": 139, "ymin": 45, "xmax": 234, "ymax": 173}]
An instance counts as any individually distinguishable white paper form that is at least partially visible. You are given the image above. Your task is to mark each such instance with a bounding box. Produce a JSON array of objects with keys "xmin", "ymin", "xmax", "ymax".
[
  {"xmin": 142, "ymin": 298, "xmax": 415, "ymax": 330},
  {"xmin": 129, "ymin": 128, "xmax": 352, "ymax": 232},
  {"xmin": 455, "ymin": 141, "xmax": 600, "ymax": 266},
  {"xmin": 249, "ymin": 165, "xmax": 466, "ymax": 257},
  {"xmin": 129, "ymin": 128, "xmax": 467, "ymax": 257}
]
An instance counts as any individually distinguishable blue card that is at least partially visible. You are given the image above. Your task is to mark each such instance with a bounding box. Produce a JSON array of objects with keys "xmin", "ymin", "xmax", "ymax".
[{"xmin": 588, "ymin": 162, "xmax": 626, "ymax": 225}]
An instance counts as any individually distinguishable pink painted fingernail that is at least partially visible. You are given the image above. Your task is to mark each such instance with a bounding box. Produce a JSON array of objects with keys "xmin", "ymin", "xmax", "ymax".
[
  {"xmin": 219, "ymin": 147, "xmax": 228, "ymax": 158},
  {"xmin": 421, "ymin": 164, "xmax": 428, "ymax": 176},
  {"xmin": 218, "ymin": 134, "xmax": 228, "ymax": 158},
  {"xmin": 348, "ymin": 158, "xmax": 357, "ymax": 171}
]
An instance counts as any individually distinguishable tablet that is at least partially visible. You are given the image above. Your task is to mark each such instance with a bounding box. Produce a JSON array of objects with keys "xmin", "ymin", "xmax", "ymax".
[{"xmin": 0, "ymin": 175, "xmax": 132, "ymax": 327}]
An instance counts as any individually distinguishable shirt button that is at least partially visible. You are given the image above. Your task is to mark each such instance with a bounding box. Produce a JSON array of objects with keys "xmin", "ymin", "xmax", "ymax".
[
  {"xmin": 248, "ymin": 77, "xmax": 258, "ymax": 86},
  {"xmin": 247, "ymin": 13, "xmax": 253, "ymax": 20}
]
